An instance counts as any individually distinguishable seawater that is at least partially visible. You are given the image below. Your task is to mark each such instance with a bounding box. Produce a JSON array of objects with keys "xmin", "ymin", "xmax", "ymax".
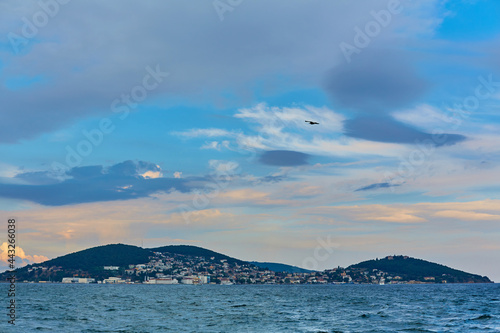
[{"xmin": 1, "ymin": 283, "xmax": 499, "ymax": 332}]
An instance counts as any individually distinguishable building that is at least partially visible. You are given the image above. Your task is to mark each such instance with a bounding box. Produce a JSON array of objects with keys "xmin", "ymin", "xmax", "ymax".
[
  {"xmin": 154, "ymin": 278, "xmax": 179, "ymax": 284},
  {"xmin": 180, "ymin": 276, "xmax": 195, "ymax": 284},
  {"xmin": 62, "ymin": 277, "xmax": 95, "ymax": 284},
  {"xmin": 220, "ymin": 278, "xmax": 233, "ymax": 285},
  {"xmin": 198, "ymin": 275, "xmax": 210, "ymax": 284},
  {"xmin": 103, "ymin": 266, "xmax": 120, "ymax": 270},
  {"xmin": 103, "ymin": 277, "xmax": 125, "ymax": 284}
]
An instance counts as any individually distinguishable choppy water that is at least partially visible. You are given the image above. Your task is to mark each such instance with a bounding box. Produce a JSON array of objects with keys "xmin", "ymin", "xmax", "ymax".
[{"xmin": 1, "ymin": 283, "xmax": 499, "ymax": 332}]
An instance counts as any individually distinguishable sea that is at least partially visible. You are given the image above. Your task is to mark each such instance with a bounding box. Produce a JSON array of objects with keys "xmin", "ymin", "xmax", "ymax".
[{"xmin": 1, "ymin": 283, "xmax": 499, "ymax": 332}]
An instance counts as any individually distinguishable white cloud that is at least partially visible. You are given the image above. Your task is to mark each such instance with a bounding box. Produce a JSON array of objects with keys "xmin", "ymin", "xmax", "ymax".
[
  {"xmin": 208, "ymin": 160, "xmax": 240, "ymax": 175},
  {"xmin": 177, "ymin": 103, "xmax": 410, "ymax": 161},
  {"xmin": 173, "ymin": 128, "xmax": 237, "ymax": 138},
  {"xmin": 232, "ymin": 104, "xmax": 406, "ymax": 158},
  {"xmin": 0, "ymin": 242, "xmax": 48, "ymax": 269},
  {"xmin": 235, "ymin": 103, "xmax": 345, "ymax": 134},
  {"xmin": 0, "ymin": 163, "xmax": 19, "ymax": 178},
  {"xmin": 201, "ymin": 140, "xmax": 231, "ymax": 151},
  {"xmin": 140, "ymin": 170, "xmax": 162, "ymax": 179},
  {"xmin": 392, "ymin": 104, "xmax": 453, "ymax": 131}
]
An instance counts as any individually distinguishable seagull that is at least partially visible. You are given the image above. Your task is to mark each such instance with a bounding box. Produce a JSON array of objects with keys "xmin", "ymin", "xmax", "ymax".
[{"xmin": 305, "ymin": 120, "xmax": 319, "ymax": 125}]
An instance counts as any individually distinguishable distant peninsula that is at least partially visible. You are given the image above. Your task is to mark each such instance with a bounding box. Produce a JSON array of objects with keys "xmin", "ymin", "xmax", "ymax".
[{"xmin": 0, "ymin": 244, "xmax": 492, "ymax": 285}]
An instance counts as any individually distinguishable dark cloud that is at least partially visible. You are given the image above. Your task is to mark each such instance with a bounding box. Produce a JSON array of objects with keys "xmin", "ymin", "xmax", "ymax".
[
  {"xmin": 260, "ymin": 175, "xmax": 287, "ymax": 183},
  {"xmin": 1, "ymin": 161, "xmax": 196, "ymax": 206},
  {"xmin": 344, "ymin": 116, "xmax": 466, "ymax": 146},
  {"xmin": 0, "ymin": 0, "xmax": 386, "ymax": 143},
  {"xmin": 322, "ymin": 49, "xmax": 468, "ymax": 146},
  {"xmin": 355, "ymin": 182, "xmax": 400, "ymax": 191},
  {"xmin": 14, "ymin": 171, "xmax": 60, "ymax": 185},
  {"xmin": 106, "ymin": 161, "xmax": 145, "ymax": 177},
  {"xmin": 324, "ymin": 49, "xmax": 427, "ymax": 112},
  {"xmin": 259, "ymin": 150, "xmax": 309, "ymax": 166},
  {"xmin": 67, "ymin": 166, "xmax": 104, "ymax": 179}
]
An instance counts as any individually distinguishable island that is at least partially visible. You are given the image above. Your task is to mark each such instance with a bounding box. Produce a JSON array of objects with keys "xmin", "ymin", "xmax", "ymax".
[{"xmin": 0, "ymin": 244, "xmax": 492, "ymax": 284}]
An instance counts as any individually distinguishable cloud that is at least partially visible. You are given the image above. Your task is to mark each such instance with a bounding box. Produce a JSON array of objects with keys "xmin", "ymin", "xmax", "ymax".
[
  {"xmin": 355, "ymin": 182, "xmax": 401, "ymax": 191},
  {"xmin": 257, "ymin": 175, "xmax": 288, "ymax": 184},
  {"xmin": 174, "ymin": 129, "xmax": 237, "ymax": 138},
  {"xmin": 140, "ymin": 170, "xmax": 162, "ymax": 179},
  {"xmin": 0, "ymin": 160, "xmax": 196, "ymax": 206},
  {"xmin": 216, "ymin": 189, "xmax": 289, "ymax": 206},
  {"xmin": 0, "ymin": 0, "xmax": 489, "ymax": 153},
  {"xmin": 220, "ymin": 104, "xmax": 354, "ymax": 155},
  {"xmin": 235, "ymin": 103, "xmax": 345, "ymax": 134},
  {"xmin": 4, "ymin": 0, "xmax": 411, "ymax": 143},
  {"xmin": 323, "ymin": 36, "xmax": 472, "ymax": 147},
  {"xmin": 108, "ymin": 160, "xmax": 161, "ymax": 177},
  {"xmin": 301, "ymin": 199, "xmax": 500, "ymax": 225},
  {"xmin": 392, "ymin": 104, "xmax": 455, "ymax": 130},
  {"xmin": 178, "ymin": 103, "xmax": 413, "ymax": 161},
  {"xmin": 259, "ymin": 150, "xmax": 310, "ymax": 166},
  {"xmin": 313, "ymin": 204, "xmax": 427, "ymax": 224},
  {"xmin": 388, "ymin": 154, "xmax": 500, "ymax": 196},
  {"xmin": 15, "ymin": 171, "xmax": 61, "ymax": 185},
  {"xmin": 0, "ymin": 193, "xmax": 278, "ymax": 263},
  {"xmin": 344, "ymin": 115, "xmax": 466, "ymax": 146},
  {"xmin": 66, "ymin": 165, "xmax": 104, "ymax": 179},
  {"xmin": 434, "ymin": 210, "xmax": 500, "ymax": 221},
  {"xmin": 278, "ymin": 183, "xmax": 324, "ymax": 198},
  {"xmin": 201, "ymin": 140, "xmax": 231, "ymax": 151},
  {"xmin": 324, "ymin": 49, "xmax": 428, "ymax": 112},
  {"xmin": 208, "ymin": 160, "xmax": 240, "ymax": 175},
  {"xmin": 0, "ymin": 242, "xmax": 48, "ymax": 268}
]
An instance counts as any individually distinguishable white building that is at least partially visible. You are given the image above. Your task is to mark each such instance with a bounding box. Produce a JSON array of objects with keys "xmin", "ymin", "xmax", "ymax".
[
  {"xmin": 62, "ymin": 277, "xmax": 95, "ymax": 284},
  {"xmin": 103, "ymin": 277, "xmax": 125, "ymax": 284},
  {"xmin": 220, "ymin": 279, "xmax": 234, "ymax": 285},
  {"xmin": 146, "ymin": 278, "xmax": 179, "ymax": 284},
  {"xmin": 180, "ymin": 276, "xmax": 195, "ymax": 284},
  {"xmin": 198, "ymin": 275, "xmax": 210, "ymax": 284}
]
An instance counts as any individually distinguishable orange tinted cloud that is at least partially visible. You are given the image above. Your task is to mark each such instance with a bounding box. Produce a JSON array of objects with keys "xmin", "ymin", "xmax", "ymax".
[{"xmin": 0, "ymin": 242, "xmax": 48, "ymax": 267}]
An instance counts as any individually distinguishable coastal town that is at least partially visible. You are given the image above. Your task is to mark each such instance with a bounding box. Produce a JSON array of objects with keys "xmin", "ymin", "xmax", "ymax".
[{"xmin": 23, "ymin": 253, "xmax": 463, "ymax": 285}]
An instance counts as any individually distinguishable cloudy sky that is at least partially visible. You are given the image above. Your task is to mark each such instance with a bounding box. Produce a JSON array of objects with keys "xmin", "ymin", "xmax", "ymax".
[{"xmin": 1, "ymin": 0, "xmax": 500, "ymax": 280}]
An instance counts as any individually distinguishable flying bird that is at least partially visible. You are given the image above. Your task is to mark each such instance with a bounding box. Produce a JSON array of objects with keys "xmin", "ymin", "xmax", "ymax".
[{"xmin": 305, "ymin": 120, "xmax": 319, "ymax": 125}]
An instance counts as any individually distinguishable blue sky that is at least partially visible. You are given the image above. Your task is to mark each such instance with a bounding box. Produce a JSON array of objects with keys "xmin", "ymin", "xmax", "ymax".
[{"xmin": 1, "ymin": 0, "xmax": 500, "ymax": 281}]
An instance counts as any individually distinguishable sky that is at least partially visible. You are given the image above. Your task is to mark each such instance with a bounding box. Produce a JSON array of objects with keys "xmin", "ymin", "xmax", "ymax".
[{"xmin": 1, "ymin": 0, "xmax": 500, "ymax": 281}]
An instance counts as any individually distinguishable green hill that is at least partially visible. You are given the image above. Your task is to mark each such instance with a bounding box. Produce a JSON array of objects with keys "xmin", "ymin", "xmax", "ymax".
[
  {"xmin": 0, "ymin": 244, "xmax": 252, "ymax": 282},
  {"xmin": 19, "ymin": 244, "xmax": 245, "ymax": 272},
  {"xmin": 150, "ymin": 245, "xmax": 248, "ymax": 265},
  {"xmin": 250, "ymin": 261, "xmax": 313, "ymax": 273},
  {"xmin": 43, "ymin": 243, "xmax": 152, "ymax": 269},
  {"xmin": 349, "ymin": 255, "xmax": 491, "ymax": 283}
]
